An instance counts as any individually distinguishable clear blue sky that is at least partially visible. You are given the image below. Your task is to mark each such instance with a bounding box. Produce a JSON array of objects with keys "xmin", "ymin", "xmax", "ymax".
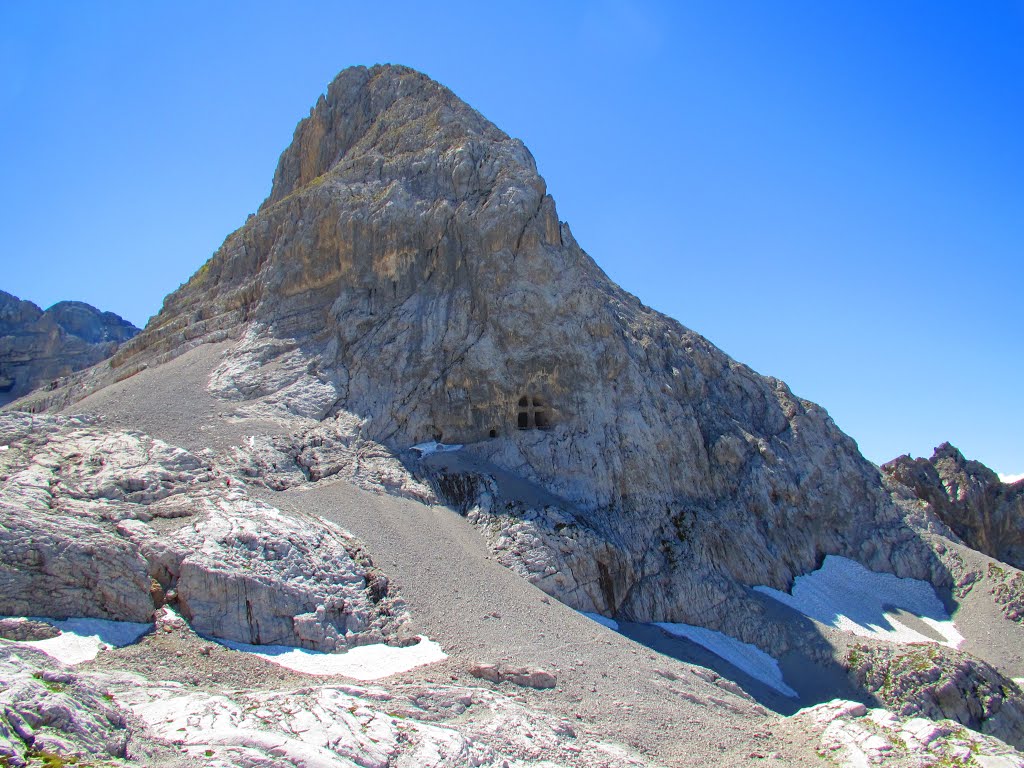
[{"xmin": 2, "ymin": 2, "xmax": 1021, "ymax": 475}]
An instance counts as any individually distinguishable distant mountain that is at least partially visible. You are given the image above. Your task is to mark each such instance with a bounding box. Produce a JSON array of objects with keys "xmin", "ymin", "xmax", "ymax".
[
  {"xmin": 884, "ymin": 443, "xmax": 1024, "ymax": 570},
  {"xmin": 0, "ymin": 290, "xmax": 138, "ymax": 406}
]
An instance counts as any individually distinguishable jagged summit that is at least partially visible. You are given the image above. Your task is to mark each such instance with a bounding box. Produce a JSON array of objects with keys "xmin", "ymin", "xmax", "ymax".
[
  {"xmin": 0, "ymin": 290, "xmax": 138, "ymax": 406},
  {"xmin": 883, "ymin": 444, "xmax": 1024, "ymax": 570},
  {"xmin": 264, "ymin": 64, "xmax": 514, "ymax": 208}
]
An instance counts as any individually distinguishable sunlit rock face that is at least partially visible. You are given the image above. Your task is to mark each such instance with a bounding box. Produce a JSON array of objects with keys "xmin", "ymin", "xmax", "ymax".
[
  {"xmin": 884, "ymin": 443, "xmax": 1024, "ymax": 571},
  {"xmin": 0, "ymin": 291, "xmax": 138, "ymax": 406},
  {"xmin": 28, "ymin": 65, "xmax": 947, "ymax": 643},
  {"xmin": 0, "ymin": 412, "xmax": 408, "ymax": 652}
]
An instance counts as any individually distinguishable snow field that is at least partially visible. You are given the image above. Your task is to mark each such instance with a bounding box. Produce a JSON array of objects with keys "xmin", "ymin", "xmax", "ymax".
[{"xmin": 754, "ymin": 555, "xmax": 963, "ymax": 647}]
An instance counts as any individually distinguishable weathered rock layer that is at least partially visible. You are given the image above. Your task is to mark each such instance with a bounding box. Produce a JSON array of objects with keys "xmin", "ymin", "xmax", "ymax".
[{"xmin": 0, "ymin": 412, "xmax": 408, "ymax": 651}]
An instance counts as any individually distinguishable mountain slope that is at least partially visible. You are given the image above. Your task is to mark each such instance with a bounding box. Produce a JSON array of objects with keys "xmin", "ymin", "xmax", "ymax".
[
  {"xmin": 884, "ymin": 443, "xmax": 1024, "ymax": 571},
  {"xmin": 0, "ymin": 290, "xmax": 138, "ymax": 406}
]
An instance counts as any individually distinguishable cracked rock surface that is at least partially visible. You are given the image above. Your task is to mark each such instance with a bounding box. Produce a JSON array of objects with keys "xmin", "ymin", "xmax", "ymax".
[
  {"xmin": 0, "ymin": 411, "xmax": 408, "ymax": 651},
  {"xmin": 795, "ymin": 698, "xmax": 1024, "ymax": 768}
]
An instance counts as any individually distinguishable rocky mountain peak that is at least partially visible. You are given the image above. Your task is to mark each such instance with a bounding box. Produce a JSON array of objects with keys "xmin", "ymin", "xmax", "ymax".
[
  {"xmin": 264, "ymin": 64, "xmax": 530, "ymax": 209},
  {"xmin": 20, "ymin": 65, "xmax": 947, "ymax": 640},
  {"xmin": 0, "ymin": 290, "xmax": 43, "ymax": 330},
  {"xmin": 0, "ymin": 291, "xmax": 139, "ymax": 406},
  {"xmin": 882, "ymin": 445, "xmax": 1024, "ymax": 569}
]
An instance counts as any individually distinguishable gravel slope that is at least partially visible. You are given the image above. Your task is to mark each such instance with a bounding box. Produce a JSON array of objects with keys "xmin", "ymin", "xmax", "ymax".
[{"xmin": 61, "ymin": 341, "xmax": 826, "ymax": 766}]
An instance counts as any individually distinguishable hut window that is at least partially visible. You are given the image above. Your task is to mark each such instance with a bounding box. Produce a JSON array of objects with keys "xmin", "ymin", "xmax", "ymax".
[{"xmin": 516, "ymin": 395, "xmax": 551, "ymax": 430}]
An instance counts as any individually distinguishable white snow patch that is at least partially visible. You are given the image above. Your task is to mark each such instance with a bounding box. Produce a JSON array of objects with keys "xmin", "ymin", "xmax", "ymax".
[
  {"xmin": 654, "ymin": 622, "xmax": 798, "ymax": 697},
  {"xmin": 1, "ymin": 616, "xmax": 152, "ymax": 665},
  {"xmin": 582, "ymin": 612, "xmax": 620, "ymax": 631},
  {"xmin": 410, "ymin": 441, "xmax": 463, "ymax": 456},
  {"xmin": 217, "ymin": 635, "xmax": 446, "ymax": 679},
  {"xmin": 754, "ymin": 555, "xmax": 963, "ymax": 648},
  {"xmin": 999, "ymin": 471, "xmax": 1024, "ymax": 485}
]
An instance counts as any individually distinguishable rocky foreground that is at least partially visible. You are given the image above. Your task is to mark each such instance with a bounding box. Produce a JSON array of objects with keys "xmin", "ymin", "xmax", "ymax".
[{"xmin": 2, "ymin": 406, "xmax": 1023, "ymax": 767}]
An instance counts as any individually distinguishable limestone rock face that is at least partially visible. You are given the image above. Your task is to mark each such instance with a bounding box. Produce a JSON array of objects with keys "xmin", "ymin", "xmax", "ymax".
[
  {"xmin": 883, "ymin": 444, "xmax": 1024, "ymax": 570},
  {"xmin": 0, "ymin": 291, "xmax": 138, "ymax": 406},
  {"xmin": 40, "ymin": 64, "xmax": 952, "ymax": 644},
  {"xmin": 0, "ymin": 646, "xmax": 137, "ymax": 766},
  {"xmin": 846, "ymin": 643, "xmax": 1024, "ymax": 748},
  {"xmin": 796, "ymin": 698, "xmax": 1024, "ymax": 768},
  {"xmin": 0, "ymin": 412, "xmax": 407, "ymax": 650}
]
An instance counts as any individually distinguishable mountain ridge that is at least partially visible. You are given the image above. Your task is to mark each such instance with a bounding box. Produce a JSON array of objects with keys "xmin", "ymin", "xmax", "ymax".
[{"xmin": 0, "ymin": 289, "xmax": 138, "ymax": 406}]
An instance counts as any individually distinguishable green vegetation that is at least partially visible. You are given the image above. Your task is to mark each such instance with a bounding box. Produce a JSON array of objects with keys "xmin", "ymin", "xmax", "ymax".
[
  {"xmin": 988, "ymin": 562, "xmax": 1008, "ymax": 580},
  {"xmin": 846, "ymin": 647, "xmax": 862, "ymax": 668},
  {"xmin": 31, "ymin": 671, "xmax": 66, "ymax": 694},
  {"xmin": 25, "ymin": 750, "xmax": 79, "ymax": 767}
]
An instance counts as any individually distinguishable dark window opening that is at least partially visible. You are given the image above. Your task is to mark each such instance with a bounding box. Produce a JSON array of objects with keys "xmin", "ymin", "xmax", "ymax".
[
  {"xmin": 516, "ymin": 395, "xmax": 552, "ymax": 430},
  {"xmin": 489, "ymin": 428, "xmax": 497, "ymax": 438}
]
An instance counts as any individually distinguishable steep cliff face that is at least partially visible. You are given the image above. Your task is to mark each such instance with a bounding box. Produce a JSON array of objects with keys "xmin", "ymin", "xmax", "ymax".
[
  {"xmin": 883, "ymin": 444, "xmax": 1024, "ymax": 570},
  {"xmin": 38, "ymin": 65, "xmax": 945, "ymax": 640},
  {"xmin": 0, "ymin": 291, "xmax": 138, "ymax": 406}
]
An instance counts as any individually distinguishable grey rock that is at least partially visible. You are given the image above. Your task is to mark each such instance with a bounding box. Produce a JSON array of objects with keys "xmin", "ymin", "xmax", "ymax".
[
  {"xmin": 797, "ymin": 698, "xmax": 1024, "ymax": 768},
  {"xmin": 0, "ymin": 411, "xmax": 407, "ymax": 651},
  {"xmin": 883, "ymin": 443, "xmax": 1024, "ymax": 570},
  {"xmin": 0, "ymin": 619, "xmax": 60, "ymax": 641},
  {"xmin": 0, "ymin": 291, "xmax": 138, "ymax": 407},
  {"xmin": 468, "ymin": 661, "xmax": 557, "ymax": 689},
  {"xmin": 23, "ymin": 65, "xmax": 953, "ymax": 650},
  {"xmin": 0, "ymin": 645, "xmax": 130, "ymax": 765},
  {"xmin": 847, "ymin": 642, "xmax": 1024, "ymax": 748}
]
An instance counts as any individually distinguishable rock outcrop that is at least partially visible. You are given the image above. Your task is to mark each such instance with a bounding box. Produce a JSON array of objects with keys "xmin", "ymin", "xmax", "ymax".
[
  {"xmin": 13, "ymin": 64, "xmax": 949, "ymax": 648},
  {"xmin": 846, "ymin": 643, "xmax": 1024, "ymax": 748},
  {"xmin": 0, "ymin": 411, "xmax": 408, "ymax": 651},
  {"xmin": 796, "ymin": 698, "xmax": 1024, "ymax": 768},
  {"xmin": 883, "ymin": 443, "xmax": 1024, "ymax": 570},
  {"xmin": 0, "ymin": 291, "xmax": 138, "ymax": 406},
  {"xmin": 0, "ymin": 646, "xmax": 141, "ymax": 767}
]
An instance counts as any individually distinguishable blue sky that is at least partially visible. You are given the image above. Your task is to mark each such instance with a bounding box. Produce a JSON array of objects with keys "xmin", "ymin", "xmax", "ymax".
[{"xmin": 2, "ymin": 2, "xmax": 1021, "ymax": 474}]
